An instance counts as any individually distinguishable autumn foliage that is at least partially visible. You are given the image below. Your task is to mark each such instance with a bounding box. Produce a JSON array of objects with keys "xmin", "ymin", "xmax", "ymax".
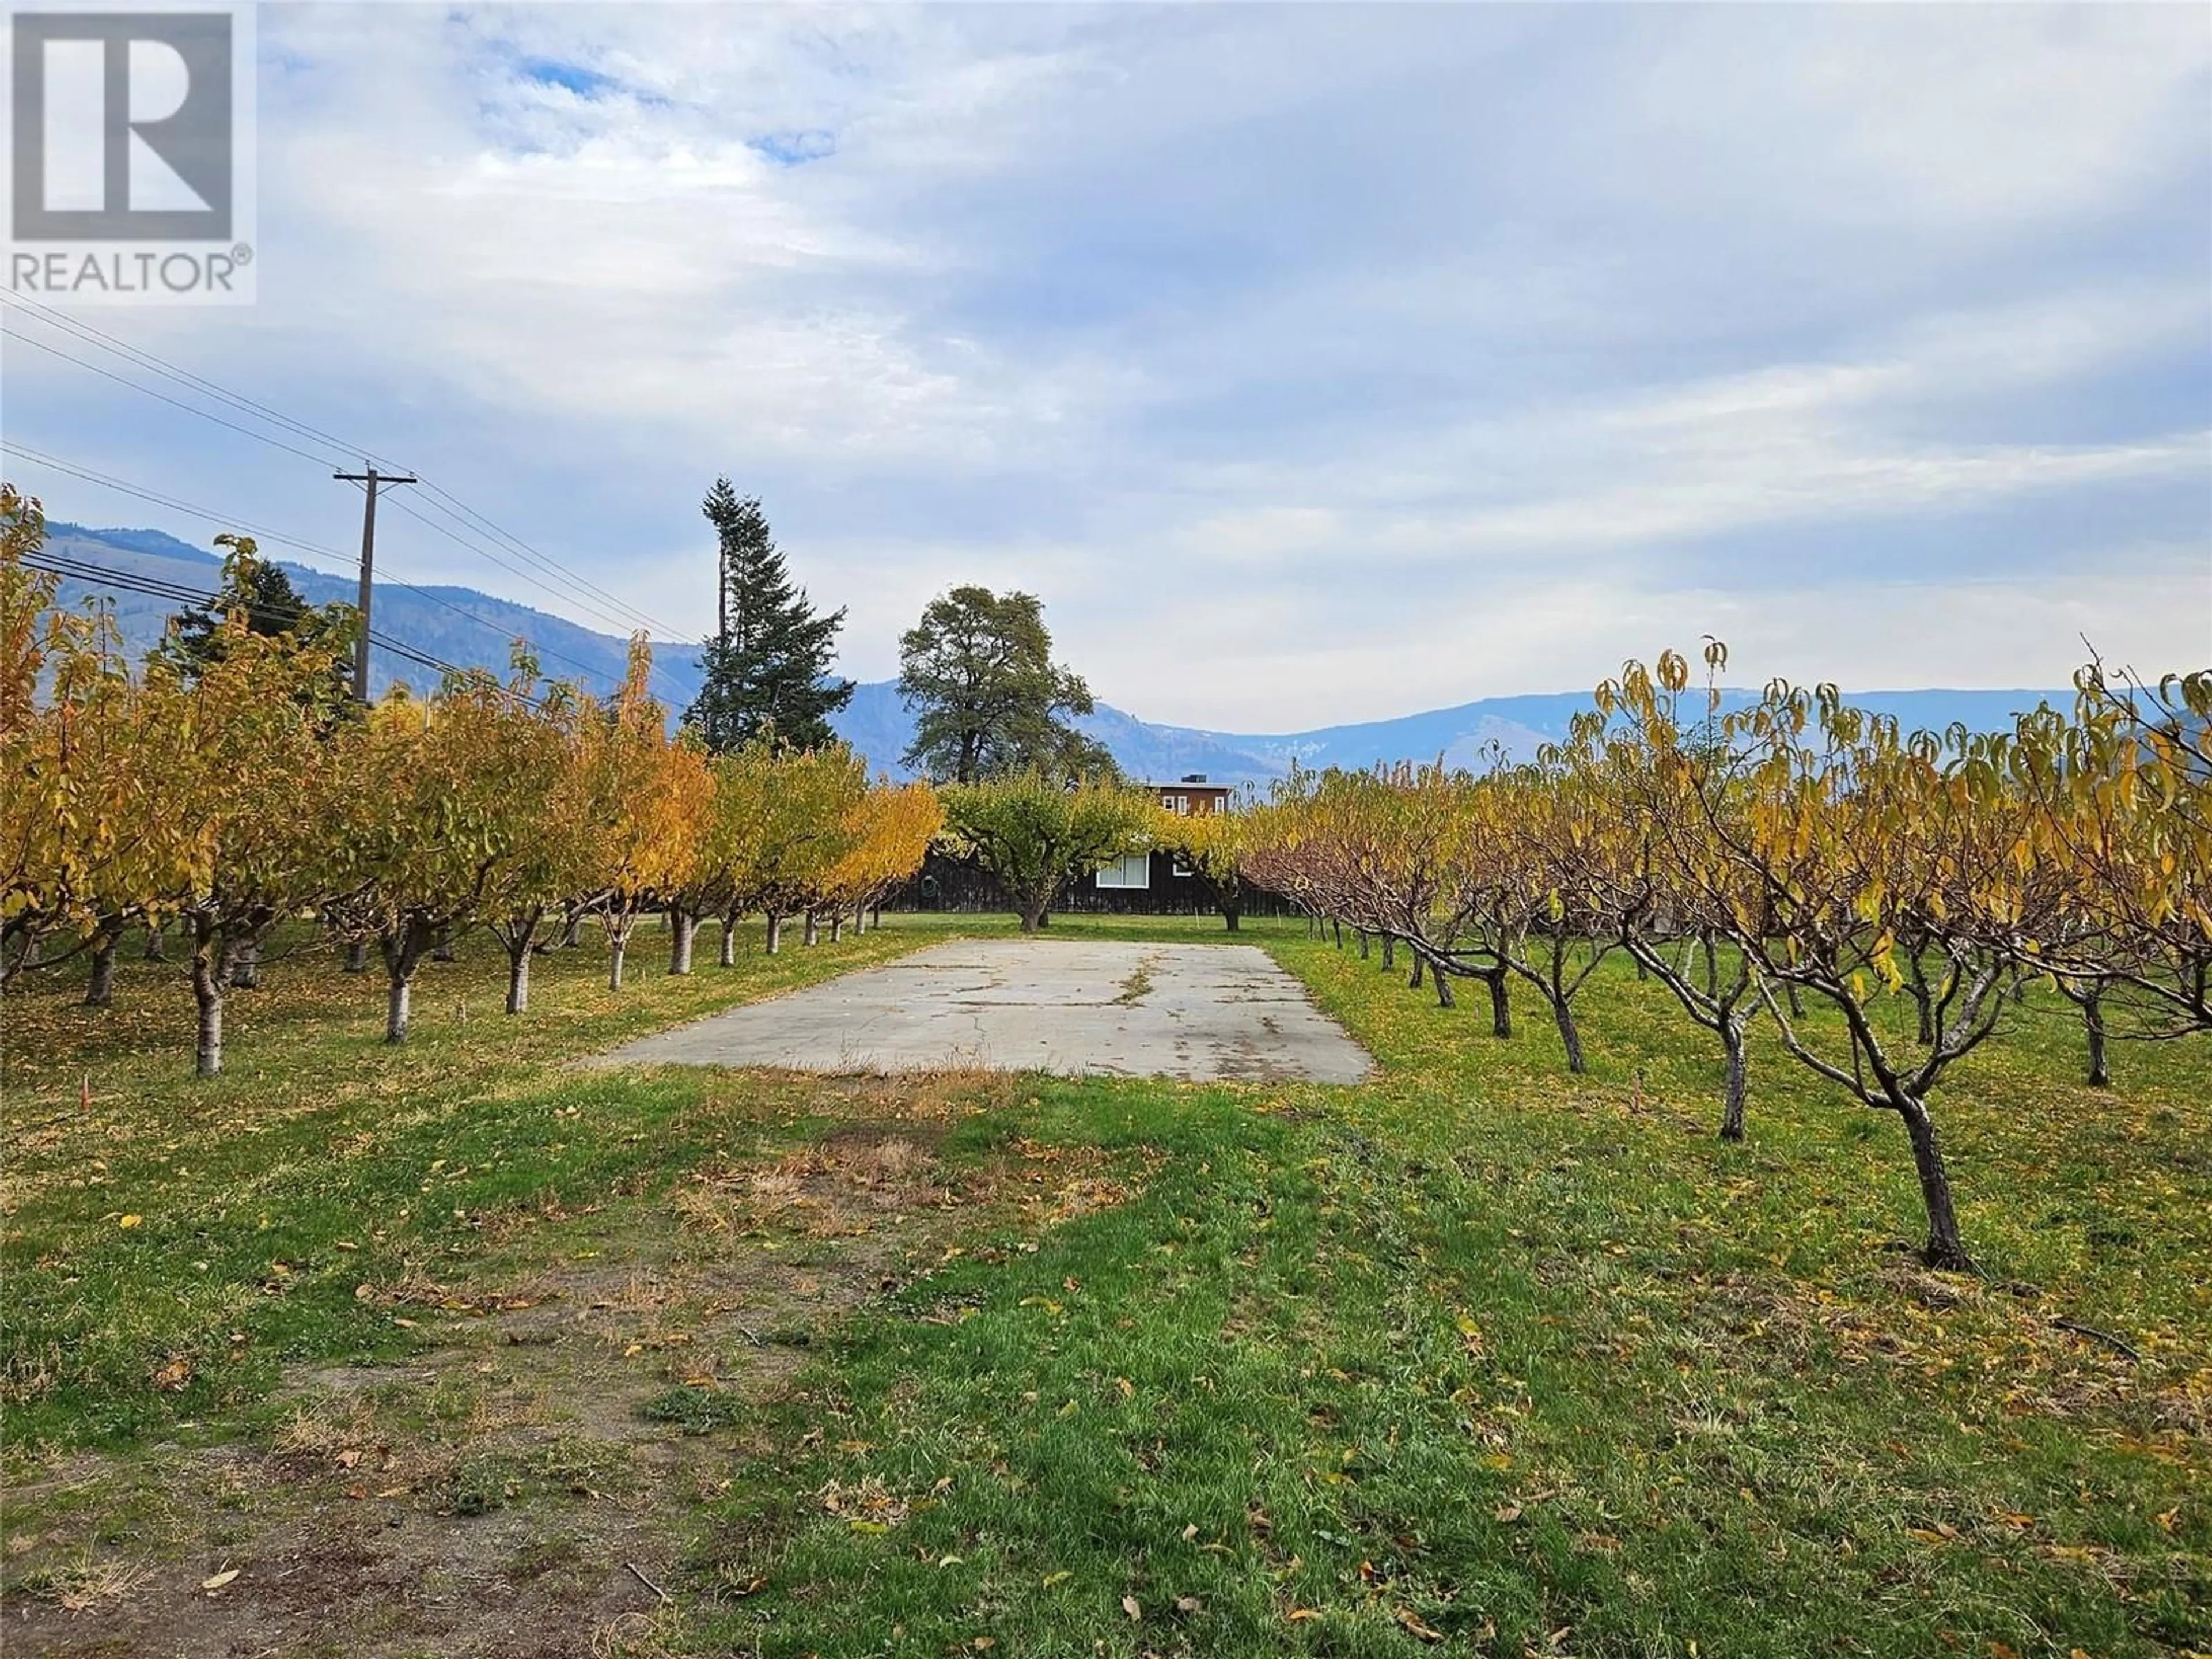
[
  {"xmin": 1, "ymin": 487, "xmax": 936, "ymax": 1070},
  {"xmin": 1240, "ymin": 643, "xmax": 2210, "ymax": 1271}
]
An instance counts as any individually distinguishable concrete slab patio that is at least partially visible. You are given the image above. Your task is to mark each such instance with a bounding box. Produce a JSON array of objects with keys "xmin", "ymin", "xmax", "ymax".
[{"xmin": 588, "ymin": 938, "xmax": 1373, "ymax": 1084}]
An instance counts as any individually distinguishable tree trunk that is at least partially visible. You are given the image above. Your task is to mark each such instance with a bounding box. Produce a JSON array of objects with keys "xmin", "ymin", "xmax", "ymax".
[
  {"xmin": 1019, "ymin": 899, "xmax": 1046, "ymax": 935},
  {"xmin": 85, "ymin": 935, "xmax": 118, "ymax": 1008},
  {"xmin": 381, "ymin": 929, "xmax": 425, "ymax": 1044},
  {"xmin": 1899, "ymin": 1097, "xmax": 1975, "ymax": 1273},
  {"xmin": 719, "ymin": 912, "xmax": 740, "ymax": 967},
  {"xmin": 1332, "ymin": 921, "xmax": 1343, "ymax": 949},
  {"xmin": 1358, "ymin": 930, "xmax": 1370, "ymax": 960},
  {"xmin": 141, "ymin": 924, "xmax": 166, "ymax": 961},
  {"xmin": 668, "ymin": 908, "xmax": 696, "ymax": 976},
  {"xmin": 609, "ymin": 932, "xmax": 627, "ymax": 990},
  {"xmin": 1380, "ymin": 934, "xmax": 1394, "ymax": 970},
  {"xmin": 1551, "ymin": 994, "xmax": 1585, "ymax": 1074},
  {"xmin": 1486, "ymin": 971, "xmax": 1512, "ymax": 1039},
  {"xmin": 804, "ymin": 912, "xmax": 820, "ymax": 947},
  {"xmin": 2082, "ymin": 985, "xmax": 2109, "ymax": 1088},
  {"xmin": 191, "ymin": 945, "xmax": 225, "ymax": 1077},
  {"xmin": 344, "ymin": 940, "xmax": 369, "ymax": 974},
  {"xmin": 831, "ymin": 915, "xmax": 844, "ymax": 943},
  {"xmin": 561, "ymin": 910, "xmax": 586, "ymax": 949},
  {"xmin": 1719, "ymin": 1025, "xmax": 1748, "ymax": 1142},
  {"xmin": 1434, "ymin": 965, "xmax": 1455, "ymax": 1009},
  {"xmin": 506, "ymin": 939, "xmax": 532, "ymax": 1014},
  {"xmin": 230, "ymin": 944, "xmax": 260, "ymax": 990},
  {"xmin": 765, "ymin": 913, "xmax": 782, "ymax": 955},
  {"xmin": 1409, "ymin": 954, "xmax": 1423, "ymax": 990},
  {"xmin": 1223, "ymin": 904, "xmax": 1240, "ymax": 933}
]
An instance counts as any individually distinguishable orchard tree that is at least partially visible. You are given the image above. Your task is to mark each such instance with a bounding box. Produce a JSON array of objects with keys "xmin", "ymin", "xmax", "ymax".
[
  {"xmin": 1596, "ymin": 646, "xmax": 1770, "ymax": 1140},
  {"xmin": 822, "ymin": 778, "xmax": 942, "ymax": 936},
  {"xmin": 1155, "ymin": 800, "xmax": 1251, "ymax": 931},
  {"xmin": 744, "ymin": 746, "xmax": 868, "ymax": 953},
  {"xmin": 937, "ymin": 772, "xmax": 1153, "ymax": 934},
  {"xmin": 1706, "ymin": 679, "xmax": 2060, "ymax": 1272},
  {"xmin": 897, "ymin": 586, "xmax": 1108, "ymax": 782},
  {"xmin": 579, "ymin": 638, "xmax": 713, "ymax": 990},
  {"xmin": 332, "ymin": 656, "xmax": 574, "ymax": 1039},
  {"xmin": 683, "ymin": 480, "xmax": 854, "ymax": 752},
  {"xmin": 473, "ymin": 667, "xmax": 592, "ymax": 1013},
  {"xmin": 146, "ymin": 553, "xmax": 359, "ymax": 1075}
]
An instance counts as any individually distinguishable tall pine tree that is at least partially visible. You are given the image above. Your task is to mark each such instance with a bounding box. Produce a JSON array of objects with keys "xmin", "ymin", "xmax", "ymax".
[{"xmin": 683, "ymin": 479, "xmax": 854, "ymax": 752}]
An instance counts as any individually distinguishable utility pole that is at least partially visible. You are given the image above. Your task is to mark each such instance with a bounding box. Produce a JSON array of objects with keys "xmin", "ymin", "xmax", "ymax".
[{"xmin": 334, "ymin": 463, "xmax": 417, "ymax": 702}]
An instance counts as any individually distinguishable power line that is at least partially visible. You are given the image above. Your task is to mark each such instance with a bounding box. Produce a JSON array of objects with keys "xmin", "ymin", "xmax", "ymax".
[
  {"xmin": 25, "ymin": 550, "xmax": 472, "ymax": 687},
  {"xmin": 369, "ymin": 490, "xmax": 698, "ymax": 705},
  {"xmin": 0, "ymin": 327, "xmax": 350, "ymax": 468},
  {"xmin": 413, "ymin": 478, "xmax": 696, "ymax": 645},
  {"xmin": 3, "ymin": 297, "xmax": 701, "ymax": 646},
  {"xmin": 3, "ymin": 291, "xmax": 387, "ymax": 465},
  {"xmin": 4, "ymin": 441, "xmax": 672, "ymax": 702},
  {"xmin": 0, "ymin": 441, "xmax": 351, "ymax": 563}
]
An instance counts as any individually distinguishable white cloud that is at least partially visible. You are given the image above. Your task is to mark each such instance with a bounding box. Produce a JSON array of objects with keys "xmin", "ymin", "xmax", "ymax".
[{"xmin": 3, "ymin": 3, "xmax": 2205, "ymax": 724}]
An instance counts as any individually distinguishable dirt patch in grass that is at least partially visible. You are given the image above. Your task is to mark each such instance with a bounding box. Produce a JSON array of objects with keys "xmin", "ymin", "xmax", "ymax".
[{"xmin": 0, "ymin": 1113, "xmax": 1156, "ymax": 1658}]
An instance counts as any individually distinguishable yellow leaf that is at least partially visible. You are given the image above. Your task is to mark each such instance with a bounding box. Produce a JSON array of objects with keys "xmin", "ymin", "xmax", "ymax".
[
  {"xmin": 200, "ymin": 1569, "xmax": 239, "ymax": 1591},
  {"xmin": 119, "ymin": 1214, "xmax": 143, "ymax": 1229}
]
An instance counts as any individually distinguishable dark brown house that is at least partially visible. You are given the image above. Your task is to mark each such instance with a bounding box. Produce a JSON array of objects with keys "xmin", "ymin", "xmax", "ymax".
[{"xmin": 1090, "ymin": 775, "xmax": 1236, "ymax": 897}]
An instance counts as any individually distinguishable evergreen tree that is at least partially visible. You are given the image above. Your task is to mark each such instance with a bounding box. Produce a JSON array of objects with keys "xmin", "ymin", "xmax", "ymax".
[
  {"xmin": 684, "ymin": 479, "xmax": 854, "ymax": 752},
  {"xmin": 156, "ymin": 539, "xmax": 353, "ymax": 706}
]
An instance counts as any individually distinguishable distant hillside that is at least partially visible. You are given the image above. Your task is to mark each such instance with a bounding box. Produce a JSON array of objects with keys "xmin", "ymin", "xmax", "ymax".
[
  {"xmin": 43, "ymin": 521, "xmax": 707, "ymax": 707},
  {"xmin": 43, "ymin": 521, "xmax": 2069, "ymax": 785}
]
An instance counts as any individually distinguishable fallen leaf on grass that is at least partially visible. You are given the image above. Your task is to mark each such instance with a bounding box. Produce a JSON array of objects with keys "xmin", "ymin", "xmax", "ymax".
[
  {"xmin": 150, "ymin": 1356, "xmax": 192, "ymax": 1392},
  {"xmin": 1394, "ymin": 1607, "xmax": 1444, "ymax": 1642},
  {"xmin": 1122, "ymin": 1595, "xmax": 1141, "ymax": 1620},
  {"xmin": 1494, "ymin": 1504, "xmax": 1522, "ymax": 1523},
  {"xmin": 199, "ymin": 1570, "xmax": 238, "ymax": 1592},
  {"xmin": 119, "ymin": 1215, "xmax": 143, "ymax": 1229}
]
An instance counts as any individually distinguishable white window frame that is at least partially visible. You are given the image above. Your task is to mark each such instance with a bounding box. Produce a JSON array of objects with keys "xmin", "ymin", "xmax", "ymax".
[{"xmin": 1094, "ymin": 851, "xmax": 1152, "ymax": 890}]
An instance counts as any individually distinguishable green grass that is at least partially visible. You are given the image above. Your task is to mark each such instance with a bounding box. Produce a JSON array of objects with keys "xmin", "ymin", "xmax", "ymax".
[{"xmin": 2, "ymin": 913, "xmax": 2206, "ymax": 1657}]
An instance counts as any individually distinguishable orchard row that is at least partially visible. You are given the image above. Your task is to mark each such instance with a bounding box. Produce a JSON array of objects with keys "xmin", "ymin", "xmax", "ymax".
[
  {"xmin": 3, "ymin": 494, "xmax": 938, "ymax": 1075},
  {"xmin": 1232, "ymin": 643, "xmax": 2210, "ymax": 1272}
]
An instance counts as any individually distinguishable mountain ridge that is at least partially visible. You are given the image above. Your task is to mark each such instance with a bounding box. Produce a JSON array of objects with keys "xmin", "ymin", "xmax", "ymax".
[{"xmin": 39, "ymin": 521, "xmax": 2071, "ymax": 786}]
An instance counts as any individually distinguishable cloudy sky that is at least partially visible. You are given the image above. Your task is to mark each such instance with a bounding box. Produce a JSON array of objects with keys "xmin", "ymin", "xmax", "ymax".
[{"xmin": 6, "ymin": 2, "xmax": 2209, "ymax": 729}]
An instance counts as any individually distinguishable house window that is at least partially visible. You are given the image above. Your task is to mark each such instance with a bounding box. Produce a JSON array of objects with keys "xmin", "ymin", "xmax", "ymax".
[
  {"xmin": 1172, "ymin": 855, "xmax": 1195, "ymax": 878},
  {"xmin": 1094, "ymin": 853, "xmax": 1152, "ymax": 889}
]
